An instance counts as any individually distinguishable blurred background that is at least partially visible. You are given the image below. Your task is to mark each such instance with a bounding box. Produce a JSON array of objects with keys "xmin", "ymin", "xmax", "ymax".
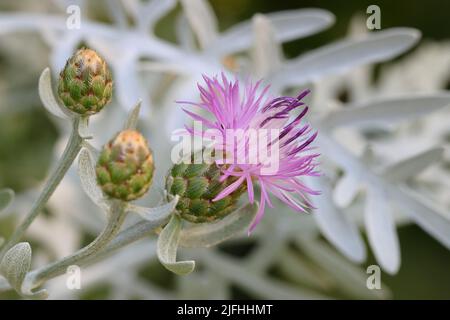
[{"xmin": 0, "ymin": 0, "xmax": 449, "ymax": 299}]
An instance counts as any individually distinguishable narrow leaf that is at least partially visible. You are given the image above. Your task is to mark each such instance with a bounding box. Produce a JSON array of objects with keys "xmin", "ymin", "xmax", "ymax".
[
  {"xmin": 38, "ymin": 68, "xmax": 70, "ymax": 119},
  {"xmin": 365, "ymin": 186, "xmax": 400, "ymax": 274},
  {"xmin": 0, "ymin": 188, "xmax": 14, "ymax": 214},
  {"xmin": 383, "ymin": 148, "xmax": 444, "ymax": 182},
  {"xmin": 210, "ymin": 9, "xmax": 334, "ymax": 55},
  {"xmin": 392, "ymin": 186, "xmax": 450, "ymax": 250},
  {"xmin": 179, "ymin": 203, "xmax": 258, "ymax": 248},
  {"xmin": 251, "ymin": 14, "xmax": 282, "ymax": 77},
  {"xmin": 157, "ymin": 215, "xmax": 195, "ymax": 275},
  {"xmin": 279, "ymin": 28, "xmax": 420, "ymax": 86},
  {"xmin": 333, "ymin": 173, "xmax": 360, "ymax": 208},
  {"xmin": 127, "ymin": 195, "xmax": 178, "ymax": 222},
  {"xmin": 78, "ymin": 148, "xmax": 110, "ymax": 211},
  {"xmin": 320, "ymin": 94, "xmax": 450, "ymax": 129},
  {"xmin": 180, "ymin": 0, "xmax": 218, "ymax": 49},
  {"xmin": 124, "ymin": 100, "xmax": 142, "ymax": 130},
  {"xmin": 297, "ymin": 239, "xmax": 391, "ymax": 299},
  {"xmin": 306, "ymin": 176, "xmax": 366, "ymax": 263}
]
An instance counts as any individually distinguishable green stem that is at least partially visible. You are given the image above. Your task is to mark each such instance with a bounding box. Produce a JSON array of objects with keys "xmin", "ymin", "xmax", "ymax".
[
  {"xmin": 25, "ymin": 201, "xmax": 127, "ymax": 289},
  {"xmin": 0, "ymin": 117, "xmax": 84, "ymax": 259}
]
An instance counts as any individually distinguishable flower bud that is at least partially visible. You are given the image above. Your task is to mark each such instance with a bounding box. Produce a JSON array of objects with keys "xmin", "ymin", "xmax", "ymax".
[
  {"xmin": 96, "ymin": 130, "xmax": 154, "ymax": 201},
  {"xmin": 166, "ymin": 162, "xmax": 246, "ymax": 223},
  {"xmin": 58, "ymin": 48, "xmax": 113, "ymax": 115}
]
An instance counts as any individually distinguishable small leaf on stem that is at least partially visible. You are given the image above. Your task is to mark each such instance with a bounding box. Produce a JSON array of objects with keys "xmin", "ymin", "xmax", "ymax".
[
  {"xmin": 38, "ymin": 68, "xmax": 71, "ymax": 119},
  {"xmin": 179, "ymin": 202, "xmax": 258, "ymax": 248},
  {"xmin": 78, "ymin": 148, "xmax": 110, "ymax": 211},
  {"xmin": 127, "ymin": 195, "xmax": 178, "ymax": 222},
  {"xmin": 0, "ymin": 188, "xmax": 14, "ymax": 215},
  {"xmin": 124, "ymin": 100, "xmax": 142, "ymax": 130},
  {"xmin": 157, "ymin": 215, "xmax": 195, "ymax": 275}
]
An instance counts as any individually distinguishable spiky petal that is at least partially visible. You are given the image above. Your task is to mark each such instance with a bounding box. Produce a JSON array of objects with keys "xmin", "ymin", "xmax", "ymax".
[{"xmin": 180, "ymin": 73, "xmax": 320, "ymax": 233}]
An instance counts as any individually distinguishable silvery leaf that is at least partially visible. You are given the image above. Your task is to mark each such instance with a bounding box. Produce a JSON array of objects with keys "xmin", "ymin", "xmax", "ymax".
[
  {"xmin": 124, "ymin": 100, "xmax": 142, "ymax": 130},
  {"xmin": 279, "ymin": 28, "xmax": 420, "ymax": 85},
  {"xmin": 297, "ymin": 239, "xmax": 391, "ymax": 299},
  {"xmin": 200, "ymin": 251, "xmax": 328, "ymax": 299},
  {"xmin": 277, "ymin": 248, "xmax": 330, "ymax": 290},
  {"xmin": 78, "ymin": 148, "xmax": 110, "ymax": 211},
  {"xmin": 333, "ymin": 173, "xmax": 360, "ymax": 208},
  {"xmin": 180, "ymin": 0, "xmax": 218, "ymax": 49},
  {"xmin": 0, "ymin": 242, "xmax": 48, "ymax": 299},
  {"xmin": 50, "ymin": 33, "xmax": 82, "ymax": 71},
  {"xmin": 127, "ymin": 195, "xmax": 178, "ymax": 222},
  {"xmin": 392, "ymin": 186, "xmax": 450, "ymax": 250},
  {"xmin": 383, "ymin": 147, "xmax": 444, "ymax": 183},
  {"xmin": 320, "ymin": 94, "xmax": 450, "ymax": 129},
  {"xmin": 81, "ymin": 141, "xmax": 100, "ymax": 158},
  {"xmin": 210, "ymin": 9, "xmax": 334, "ymax": 55},
  {"xmin": 114, "ymin": 53, "xmax": 150, "ymax": 114},
  {"xmin": 137, "ymin": 0, "xmax": 177, "ymax": 31},
  {"xmin": 157, "ymin": 215, "xmax": 195, "ymax": 275},
  {"xmin": 365, "ymin": 186, "xmax": 400, "ymax": 274},
  {"xmin": 179, "ymin": 203, "xmax": 258, "ymax": 248},
  {"xmin": 306, "ymin": 176, "xmax": 366, "ymax": 263},
  {"xmin": 251, "ymin": 14, "xmax": 282, "ymax": 77},
  {"xmin": 38, "ymin": 68, "xmax": 70, "ymax": 119},
  {"xmin": 78, "ymin": 116, "xmax": 93, "ymax": 139},
  {"xmin": 0, "ymin": 188, "xmax": 14, "ymax": 215}
]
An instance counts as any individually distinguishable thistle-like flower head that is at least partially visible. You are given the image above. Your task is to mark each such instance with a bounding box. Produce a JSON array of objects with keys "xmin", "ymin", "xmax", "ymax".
[
  {"xmin": 58, "ymin": 48, "xmax": 113, "ymax": 115},
  {"xmin": 179, "ymin": 73, "xmax": 320, "ymax": 233},
  {"xmin": 96, "ymin": 130, "xmax": 154, "ymax": 201}
]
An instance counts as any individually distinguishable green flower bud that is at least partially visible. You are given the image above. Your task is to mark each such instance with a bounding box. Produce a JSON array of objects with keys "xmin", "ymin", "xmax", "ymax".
[
  {"xmin": 96, "ymin": 130, "xmax": 154, "ymax": 201},
  {"xmin": 166, "ymin": 162, "xmax": 246, "ymax": 223},
  {"xmin": 58, "ymin": 48, "xmax": 113, "ymax": 115}
]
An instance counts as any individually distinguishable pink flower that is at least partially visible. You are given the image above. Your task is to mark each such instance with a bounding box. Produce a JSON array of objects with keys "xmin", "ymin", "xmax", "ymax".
[{"xmin": 179, "ymin": 73, "xmax": 320, "ymax": 233}]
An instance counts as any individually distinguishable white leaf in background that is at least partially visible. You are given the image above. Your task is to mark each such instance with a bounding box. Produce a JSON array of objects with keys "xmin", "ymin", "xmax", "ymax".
[
  {"xmin": 251, "ymin": 14, "xmax": 282, "ymax": 77},
  {"xmin": 106, "ymin": 0, "xmax": 128, "ymax": 29},
  {"xmin": 307, "ymin": 176, "xmax": 366, "ymax": 263},
  {"xmin": 123, "ymin": 100, "xmax": 142, "ymax": 130},
  {"xmin": 279, "ymin": 28, "xmax": 420, "ymax": 85},
  {"xmin": 320, "ymin": 94, "xmax": 450, "ymax": 129},
  {"xmin": 114, "ymin": 52, "xmax": 150, "ymax": 113},
  {"xmin": 135, "ymin": 0, "xmax": 177, "ymax": 31},
  {"xmin": 175, "ymin": 13, "xmax": 196, "ymax": 51},
  {"xmin": 78, "ymin": 149, "xmax": 110, "ymax": 212},
  {"xmin": 38, "ymin": 68, "xmax": 71, "ymax": 119},
  {"xmin": 296, "ymin": 238, "xmax": 390, "ymax": 299},
  {"xmin": 333, "ymin": 173, "xmax": 360, "ymax": 208},
  {"xmin": 50, "ymin": 33, "xmax": 83, "ymax": 72},
  {"xmin": 0, "ymin": 188, "xmax": 14, "ymax": 216},
  {"xmin": 365, "ymin": 186, "xmax": 400, "ymax": 274},
  {"xmin": 180, "ymin": 0, "xmax": 218, "ymax": 49},
  {"xmin": 127, "ymin": 195, "xmax": 178, "ymax": 222},
  {"xmin": 157, "ymin": 215, "xmax": 195, "ymax": 275},
  {"xmin": 382, "ymin": 147, "xmax": 444, "ymax": 182},
  {"xmin": 391, "ymin": 186, "xmax": 450, "ymax": 250},
  {"xmin": 210, "ymin": 9, "xmax": 334, "ymax": 55},
  {"xmin": 200, "ymin": 251, "xmax": 329, "ymax": 299},
  {"xmin": 179, "ymin": 203, "xmax": 258, "ymax": 248}
]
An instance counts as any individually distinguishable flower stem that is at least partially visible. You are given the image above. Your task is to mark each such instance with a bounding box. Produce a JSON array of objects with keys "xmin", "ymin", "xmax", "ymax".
[
  {"xmin": 0, "ymin": 117, "xmax": 84, "ymax": 259},
  {"xmin": 24, "ymin": 200, "xmax": 128, "ymax": 290}
]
